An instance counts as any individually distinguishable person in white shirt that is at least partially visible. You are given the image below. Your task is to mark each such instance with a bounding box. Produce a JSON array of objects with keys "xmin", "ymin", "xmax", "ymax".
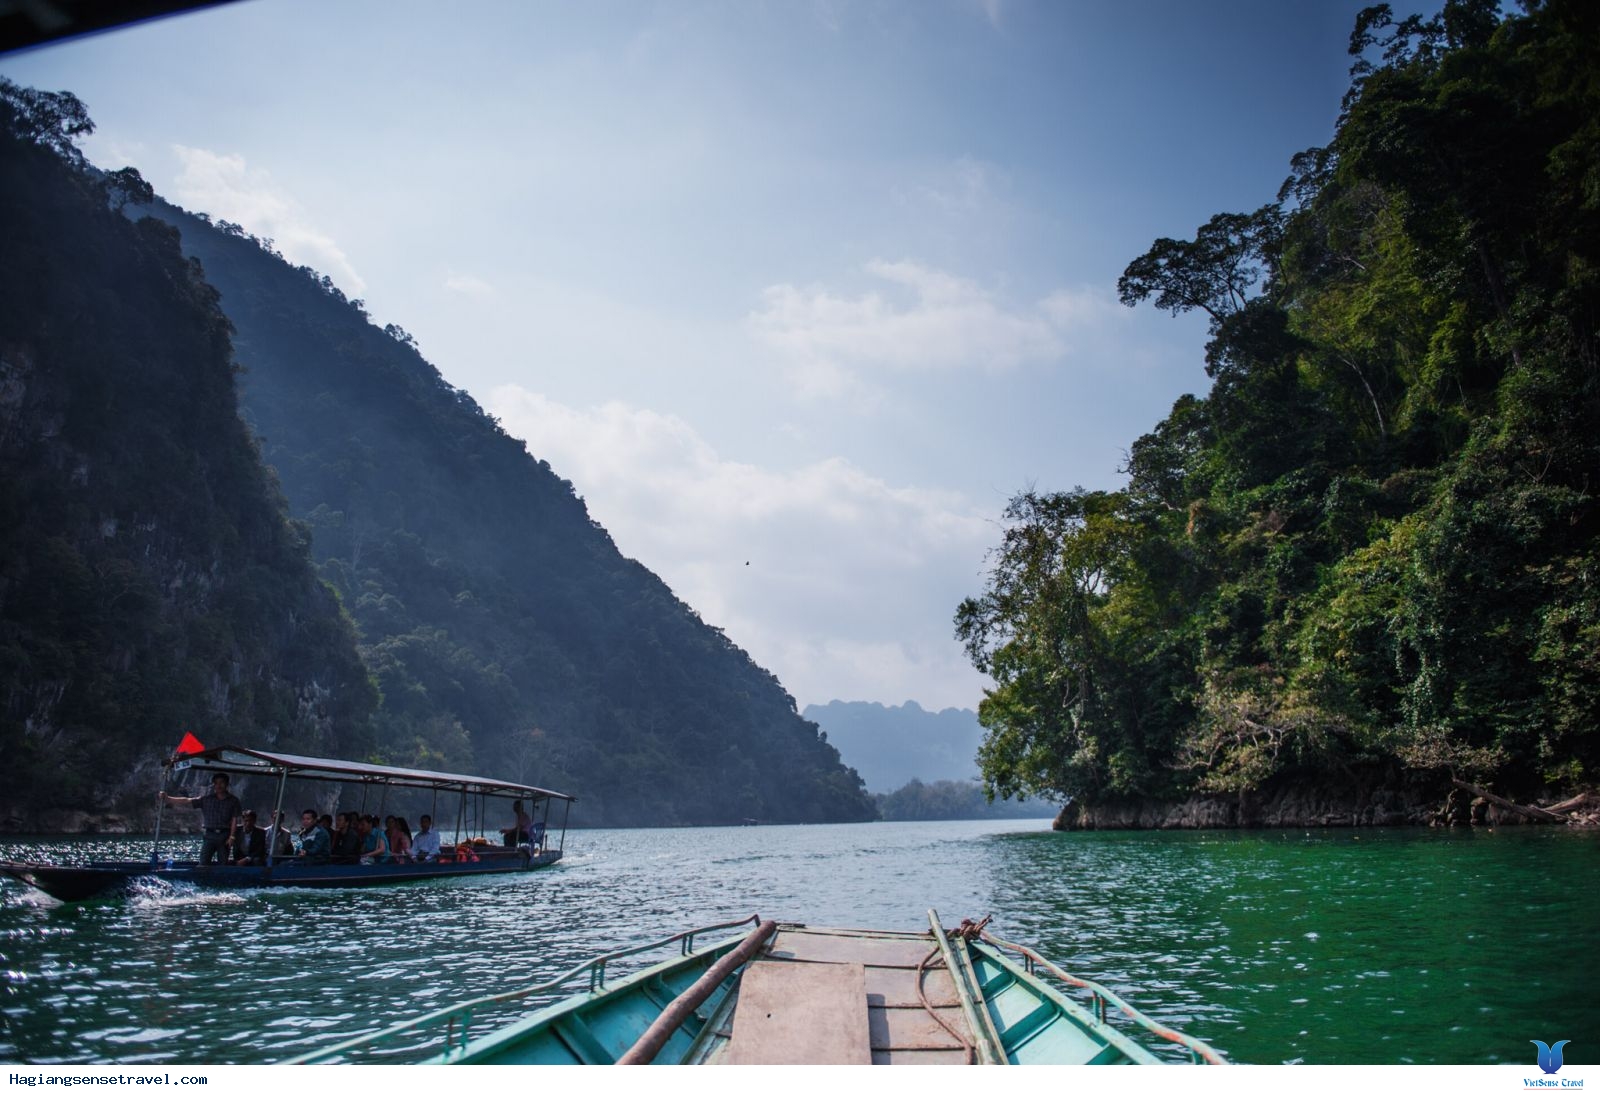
[{"xmin": 411, "ymin": 813, "xmax": 442, "ymax": 861}]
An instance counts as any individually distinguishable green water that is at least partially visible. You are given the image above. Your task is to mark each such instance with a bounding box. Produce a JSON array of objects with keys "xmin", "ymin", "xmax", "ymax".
[{"xmin": 1, "ymin": 821, "xmax": 1595, "ymax": 1065}]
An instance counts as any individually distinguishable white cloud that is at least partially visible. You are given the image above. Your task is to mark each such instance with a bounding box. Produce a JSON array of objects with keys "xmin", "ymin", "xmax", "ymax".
[
  {"xmin": 170, "ymin": 145, "xmax": 366, "ymax": 295},
  {"xmin": 444, "ymin": 271, "xmax": 495, "ymax": 297},
  {"xmin": 749, "ymin": 259, "xmax": 1118, "ymax": 399},
  {"xmin": 488, "ymin": 386, "xmax": 995, "ymax": 711},
  {"xmin": 914, "ymin": 155, "xmax": 1007, "ymax": 214}
]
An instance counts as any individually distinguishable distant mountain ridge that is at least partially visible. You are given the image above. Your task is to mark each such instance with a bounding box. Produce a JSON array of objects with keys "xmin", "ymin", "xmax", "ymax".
[{"xmin": 803, "ymin": 700, "xmax": 983, "ymax": 792}]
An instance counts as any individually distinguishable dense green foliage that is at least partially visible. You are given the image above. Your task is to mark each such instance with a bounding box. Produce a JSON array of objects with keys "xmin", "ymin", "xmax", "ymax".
[
  {"xmin": 0, "ymin": 81, "xmax": 377, "ymax": 820},
  {"xmin": 873, "ymin": 779, "xmax": 1057, "ymax": 821},
  {"xmin": 958, "ymin": 1, "xmax": 1600, "ymax": 809},
  {"xmin": 140, "ymin": 204, "xmax": 872, "ymax": 826}
]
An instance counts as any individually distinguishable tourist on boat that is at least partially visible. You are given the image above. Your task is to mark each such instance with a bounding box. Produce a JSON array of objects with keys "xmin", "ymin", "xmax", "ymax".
[
  {"xmin": 389, "ymin": 816, "xmax": 413, "ymax": 861},
  {"xmin": 412, "ymin": 814, "xmax": 441, "ymax": 861},
  {"xmin": 160, "ymin": 774, "xmax": 241, "ymax": 866},
  {"xmin": 266, "ymin": 810, "xmax": 295, "ymax": 860},
  {"xmin": 358, "ymin": 816, "xmax": 389, "ymax": 863},
  {"xmin": 335, "ymin": 813, "xmax": 363, "ymax": 862},
  {"xmin": 501, "ymin": 800, "xmax": 534, "ymax": 846},
  {"xmin": 296, "ymin": 809, "xmax": 331, "ymax": 862},
  {"xmin": 231, "ymin": 810, "xmax": 268, "ymax": 865},
  {"xmin": 346, "ymin": 813, "xmax": 364, "ymax": 851}
]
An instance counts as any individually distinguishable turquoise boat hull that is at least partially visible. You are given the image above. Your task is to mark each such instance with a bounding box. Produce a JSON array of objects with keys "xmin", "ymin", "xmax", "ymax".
[
  {"xmin": 285, "ymin": 913, "xmax": 1226, "ymax": 1066},
  {"xmin": 436, "ymin": 934, "xmax": 747, "ymax": 1065},
  {"xmin": 435, "ymin": 929, "xmax": 1167, "ymax": 1065}
]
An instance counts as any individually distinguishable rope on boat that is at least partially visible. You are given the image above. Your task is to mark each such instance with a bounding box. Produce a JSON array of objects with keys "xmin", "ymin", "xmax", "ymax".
[
  {"xmin": 976, "ymin": 930, "xmax": 1229, "ymax": 1066},
  {"xmin": 915, "ymin": 946, "xmax": 976, "ymax": 1065},
  {"xmin": 953, "ymin": 915, "xmax": 992, "ymax": 940}
]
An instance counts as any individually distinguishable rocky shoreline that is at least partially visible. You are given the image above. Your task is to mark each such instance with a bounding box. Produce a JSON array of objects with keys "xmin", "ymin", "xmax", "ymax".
[
  {"xmin": 5, "ymin": 785, "xmax": 1596, "ymax": 835},
  {"xmin": 0, "ymin": 810, "xmax": 161, "ymax": 836},
  {"xmin": 1053, "ymin": 769, "xmax": 1600, "ymax": 831}
]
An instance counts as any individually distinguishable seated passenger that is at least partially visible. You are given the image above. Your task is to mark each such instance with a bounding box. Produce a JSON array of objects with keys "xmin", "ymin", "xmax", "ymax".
[
  {"xmin": 333, "ymin": 812, "xmax": 362, "ymax": 863},
  {"xmin": 411, "ymin": 815, "xmax": 441, "ymax": 862},
  {"xmin": 501, "ymin": 801, "xmax": 534, "ymax": 847},
  {"xmin": 232, "ymin": 811, "xmax": 267, "ymax": 866},
  {"xmin": 389, "ymin": 816, "xmax": 413, "ymax": 862},
  {"xmin": 296, "ymin": 809, "xmax": 331, "ymax": 862},
  {"xmin": 267, "ymin": 811, "xmax": 295, "ymax": 861},
  {"xmin": 358, "ymin": 816, "xmax": 389, "ymax": 864}
]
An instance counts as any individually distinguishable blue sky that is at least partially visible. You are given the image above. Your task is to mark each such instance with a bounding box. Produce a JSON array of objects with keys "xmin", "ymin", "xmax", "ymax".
[{"xmin": 3, "ymin": 0, "xmax": 1396, "ymax": 711}]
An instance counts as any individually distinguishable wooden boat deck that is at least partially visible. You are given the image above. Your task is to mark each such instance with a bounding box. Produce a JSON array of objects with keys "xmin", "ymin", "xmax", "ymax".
[
  {"xmin": 687, "ymin": 922, "xmax": 1181, "ymax": 1066},
  {"xmin": 694, "ymin": 926, "xmax": 976, "ymax": 1065}
]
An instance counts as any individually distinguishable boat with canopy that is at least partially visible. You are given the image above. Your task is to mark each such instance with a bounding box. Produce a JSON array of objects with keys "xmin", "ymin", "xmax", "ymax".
[
  {"xmin": 285, "ymin": 910, "xmax": 1228, "ymax": 1066},
  {"xmin": 0, "ymin": 743, "xmax": 575, "ymax": 902}
]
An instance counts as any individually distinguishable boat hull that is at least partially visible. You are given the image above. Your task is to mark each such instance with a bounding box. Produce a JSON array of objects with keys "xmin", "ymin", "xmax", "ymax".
[
  {"xmin": 313, "ymin": 922, "xmax": 1203, "ymax": 1065},
  {"xmin": 0, "ymin": 849, "xmax": 562, "ymax": 903}
]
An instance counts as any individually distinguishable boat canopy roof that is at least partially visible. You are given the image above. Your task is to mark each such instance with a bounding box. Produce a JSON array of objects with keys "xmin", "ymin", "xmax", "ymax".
[{"xmin": 168, "ymin": 745, "xmax": 575, "ymax": 802}]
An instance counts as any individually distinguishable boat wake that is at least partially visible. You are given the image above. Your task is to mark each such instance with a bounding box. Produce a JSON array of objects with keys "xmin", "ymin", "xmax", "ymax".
[
  {"xmin": 126, "ymin": 876, "xmax": 246, "ymax": 910},
  {"xmin": 0, "ymin": 886, "xmax": 59, "ymax": 910}
]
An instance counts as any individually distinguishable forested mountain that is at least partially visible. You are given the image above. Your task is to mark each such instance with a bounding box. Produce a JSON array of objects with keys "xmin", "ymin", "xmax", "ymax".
[
  {"xmin": 803, "ymin": 700, "xmax": 984, "ymax": 792},
  {"xmin": 959, "ymin": 0, "xmax": 1600, "ymax": 826},
  {"xmin": 0, "ymin": 82, "xmax": 376, "ymax": 825},
  {"xmin": 0, "ymin": 77, "xmax": 872, "ymax": 828},
  {"xmin": 131, "ymin": 195, "xmax": 872, "ymax": 827}
]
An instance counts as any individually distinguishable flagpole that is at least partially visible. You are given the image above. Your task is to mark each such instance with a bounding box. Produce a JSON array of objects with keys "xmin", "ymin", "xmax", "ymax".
[
  {"xmin": 157, "ymin": 732, "xmax": 206, "ymax": 866},
  {"xmin": 151, "ymin": 758, "xmax": 169, "ymax": 867}
]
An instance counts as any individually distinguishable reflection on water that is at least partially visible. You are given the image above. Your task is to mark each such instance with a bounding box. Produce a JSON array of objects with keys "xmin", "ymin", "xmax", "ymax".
[{"xmin": 2, "ymin": 822, "xmax": 1596, "ymax": 1064}]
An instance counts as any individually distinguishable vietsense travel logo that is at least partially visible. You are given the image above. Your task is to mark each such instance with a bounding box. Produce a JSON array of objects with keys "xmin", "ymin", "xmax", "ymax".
[{"xmin": 1528, "ymin": 1040, "xmax": 1581, "ymax": 1089}]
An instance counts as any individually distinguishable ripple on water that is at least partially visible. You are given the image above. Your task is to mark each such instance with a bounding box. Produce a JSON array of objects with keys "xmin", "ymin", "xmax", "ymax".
[{"xmin": 3, "ymin": 822, "xmax": 1597, "ymax": 1066}]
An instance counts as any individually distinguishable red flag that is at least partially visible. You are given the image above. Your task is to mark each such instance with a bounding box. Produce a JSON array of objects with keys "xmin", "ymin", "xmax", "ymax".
[{"xmin": 174, "ymin": 732, "xmax": 205, "ymax": 757}]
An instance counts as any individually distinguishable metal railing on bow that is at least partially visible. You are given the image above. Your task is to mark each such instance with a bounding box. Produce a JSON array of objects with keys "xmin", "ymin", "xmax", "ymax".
[
  {"xmin": 282, "ymin": 913, "xmax": 762, "ymax": 1065},
  {"xmin": 976, "ymin": 930, "xmax": 1229, "ymax": 1065}
]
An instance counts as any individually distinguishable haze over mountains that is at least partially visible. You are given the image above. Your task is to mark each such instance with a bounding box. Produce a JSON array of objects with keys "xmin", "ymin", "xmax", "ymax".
[
  {"xmin": 0, "ymin": 80, "xmax": 875, "ymax": 828},
  {"xmin": 803, "ymin": 700, "xmax": 982, "ymax": 792},
  {"xmin": 805, "ymin": 700, "xmax": 1059, "ymax": 820}
]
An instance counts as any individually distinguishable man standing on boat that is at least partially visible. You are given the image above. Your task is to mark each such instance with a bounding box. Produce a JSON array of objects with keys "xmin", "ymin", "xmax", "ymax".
[{"xmin": 160, "ymin": 774, "xmax": 242, "ymax": 867}]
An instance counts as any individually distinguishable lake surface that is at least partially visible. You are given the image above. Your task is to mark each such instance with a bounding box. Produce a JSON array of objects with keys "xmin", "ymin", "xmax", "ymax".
[{"xmin": 2, "ymin": 821, "xmax": 1596, "ymax": 1066}]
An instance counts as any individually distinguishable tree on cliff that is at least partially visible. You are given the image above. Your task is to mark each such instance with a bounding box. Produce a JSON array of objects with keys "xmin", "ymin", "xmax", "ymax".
[
  {"xmin": 958, "ymin": 0, "xmax": 1600, "ymax": 811},
  {"xmin": 0, "ymin": 79, "xmax": 377, "ymax": 819}
]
